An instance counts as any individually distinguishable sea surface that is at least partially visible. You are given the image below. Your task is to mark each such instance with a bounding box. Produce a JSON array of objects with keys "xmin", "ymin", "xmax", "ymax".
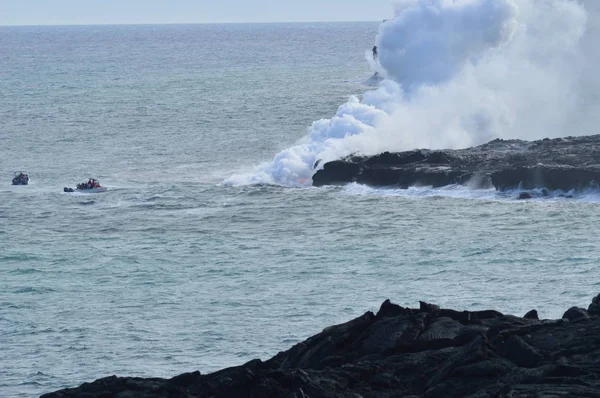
[{"xmin": 1, "ymin": 23, "xmax": 599, "ymax": 397}]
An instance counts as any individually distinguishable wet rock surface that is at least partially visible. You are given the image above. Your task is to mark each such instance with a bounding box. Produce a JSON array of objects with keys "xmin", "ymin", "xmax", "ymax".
[
  {"xmin": 43, "ymin": 295, "xmax": 600, "ymax": 398},
  {"xmin": 312, "ymin": 135, "xmax": 600, "ymax": 192}
]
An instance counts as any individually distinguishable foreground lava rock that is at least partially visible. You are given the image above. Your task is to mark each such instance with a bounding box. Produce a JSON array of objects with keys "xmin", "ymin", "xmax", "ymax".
[
  {"xmin": 43, "ymin": 294, "xmax": 600, "ymax": 398},
  {"xmin": 312, "ymin": 135, "xmax": 600, "ymax": 191}
]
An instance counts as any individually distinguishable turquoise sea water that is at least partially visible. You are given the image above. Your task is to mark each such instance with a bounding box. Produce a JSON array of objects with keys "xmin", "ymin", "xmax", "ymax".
[{"xmin": 1, "ymin": 23, "xmax": 599, "ymax": 397}]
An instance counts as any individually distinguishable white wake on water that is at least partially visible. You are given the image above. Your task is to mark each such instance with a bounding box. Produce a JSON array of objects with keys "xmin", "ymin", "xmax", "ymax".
[{"xmin": 225, "ymin": 0, "xmax": 600, "ymax": 187}]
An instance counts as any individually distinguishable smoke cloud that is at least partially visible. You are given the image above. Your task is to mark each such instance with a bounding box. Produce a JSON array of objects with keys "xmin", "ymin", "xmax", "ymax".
[{"xmin": 226, "ymin": 0, "xmax": 600, "ymax": 187}]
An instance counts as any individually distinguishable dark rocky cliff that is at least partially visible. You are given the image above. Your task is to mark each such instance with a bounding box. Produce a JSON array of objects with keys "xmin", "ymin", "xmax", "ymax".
[
  {"xmin": 312, "ymin": 135, "xmax": 600, "ymax": 192},
  {"xmin": 43, "ymin": 294, "xmax": 600, "ymax": 397}
]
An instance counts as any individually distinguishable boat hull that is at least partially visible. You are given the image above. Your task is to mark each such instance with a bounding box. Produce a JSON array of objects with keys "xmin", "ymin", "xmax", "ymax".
[{"xmin": 76, "ymin": 187, "xmax": 107, "ymax": 193}]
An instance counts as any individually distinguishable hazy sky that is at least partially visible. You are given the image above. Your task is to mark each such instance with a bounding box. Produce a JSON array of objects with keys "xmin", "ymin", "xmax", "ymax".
[{"xmin": 0, "ymin": 0, "xmax": 393, "ymax": 26}]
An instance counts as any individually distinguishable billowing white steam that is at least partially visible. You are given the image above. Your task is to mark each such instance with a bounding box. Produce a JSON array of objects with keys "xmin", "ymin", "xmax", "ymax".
[
  {"xmin": 226, "ymin": 0, "xmax": 600, "ymax": 187},
  {"xmin": 377, "ymin": 0, "xmax": 518, "ymax": 88}
]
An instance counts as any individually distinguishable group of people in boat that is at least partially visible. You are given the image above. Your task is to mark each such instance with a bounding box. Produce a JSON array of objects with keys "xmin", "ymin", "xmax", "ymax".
[
  {"xmin": 12, "ymin": 172, "xmax": 29, "ymax": 185},
  {"xmin": 76, "ymin": 179, "xmax": 102, "ymax": 190}
]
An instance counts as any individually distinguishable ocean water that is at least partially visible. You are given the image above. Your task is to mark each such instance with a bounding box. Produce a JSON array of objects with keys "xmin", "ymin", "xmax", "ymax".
[{"xmin": 1, "ymin": 23, "xmax": 599, "ymax": 397}]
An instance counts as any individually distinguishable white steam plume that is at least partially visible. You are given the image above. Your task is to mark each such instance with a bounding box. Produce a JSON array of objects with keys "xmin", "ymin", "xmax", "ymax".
[{"xmin": 225, "ymin": 0, "xmax": 599, "ymax": 187}]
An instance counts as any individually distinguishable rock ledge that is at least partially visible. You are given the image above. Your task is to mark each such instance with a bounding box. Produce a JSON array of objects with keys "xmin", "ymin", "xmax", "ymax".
[{"xmin": 312, "ymin": 135, "xmax": 600, "ymax": 192}]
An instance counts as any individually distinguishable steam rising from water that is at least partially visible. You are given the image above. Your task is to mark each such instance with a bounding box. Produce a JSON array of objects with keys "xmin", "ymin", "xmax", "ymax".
[{"xmin": 226, "ymin": 0, "xmax": 600, "ymax": 187}]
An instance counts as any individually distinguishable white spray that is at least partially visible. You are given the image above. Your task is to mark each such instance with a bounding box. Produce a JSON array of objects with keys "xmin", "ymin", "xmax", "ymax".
[{"xmin": 226, "ymin": 0, "xmax": 600, "ymax": 187}]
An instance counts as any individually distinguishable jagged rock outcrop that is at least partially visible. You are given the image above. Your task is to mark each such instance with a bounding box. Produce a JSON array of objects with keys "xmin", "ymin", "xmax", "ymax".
[
  {"xmin": 589, "ymin": 293, "xmax": 600, "ymax": 316},
  {"xmin": 312, "ymin": 135, "xmax": 600, "ymax": 192},
  {"xmin": 43, "ymin": 295, "xmax": 600, "ymax": 398}
]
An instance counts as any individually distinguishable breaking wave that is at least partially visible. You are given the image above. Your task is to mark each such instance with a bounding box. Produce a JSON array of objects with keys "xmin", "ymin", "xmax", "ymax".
[{"xmin": 339, "ymin": 183, "xmax": 600, "ymax": 203}]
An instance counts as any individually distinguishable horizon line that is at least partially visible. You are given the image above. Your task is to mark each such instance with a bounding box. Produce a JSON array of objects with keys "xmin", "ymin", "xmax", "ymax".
[{"xmin": 0, "ymin": 19, "xmax": 383, "ymax": 28}]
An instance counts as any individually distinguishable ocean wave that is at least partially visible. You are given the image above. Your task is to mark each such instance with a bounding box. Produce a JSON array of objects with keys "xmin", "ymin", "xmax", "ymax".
[
  {"xmin": 9, "ymin": 267, "xmax": 44, "ymax": 275},
  {"xmin": 13, "ymin": 286, "xmax": 56, "ymax": 294},
  {"xmin": 1, "ymin": 254, "xmax": 41, "ymax": 262}
]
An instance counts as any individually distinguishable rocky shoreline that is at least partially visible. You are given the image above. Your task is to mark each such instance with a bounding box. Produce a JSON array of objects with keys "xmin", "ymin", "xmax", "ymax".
[
  {"xmin": 312, "ymin": 135, "xmax": 600, "ymax": 194},
  {"xmin": 43, "ymin": 294, "xmax": 600, "ymax": 397}
]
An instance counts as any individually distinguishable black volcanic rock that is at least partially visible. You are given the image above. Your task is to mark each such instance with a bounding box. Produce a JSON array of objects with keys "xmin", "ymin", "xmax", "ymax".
[
  {"xmin": 312, "ymin": 135, "xmax": 600, "ymax": 192},
  {"xmin": 589, "ymin": 293, "xmax": 600, "ymax": 316},
  {"xmin": 312, "ymin": 160, "xmax": 361, "ymax": 186},
  {"xmin": 523, "ymin": 309, "xmax": 539, "ymax": 320},
  {"xmin": 42, "ymin": 294, "xmax": 600, "ymax": 398},
  {"xmin": 562, "ymin": 306, "xmax": 590, "ymax": 321},
  {"xmin": 503, "ymin": 335, "xmax": 543, "ymax": 368}
]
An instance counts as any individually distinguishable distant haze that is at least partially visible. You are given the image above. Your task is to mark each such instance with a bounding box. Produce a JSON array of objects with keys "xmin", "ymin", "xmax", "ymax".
[{"xmin": 0, "ymin": 0, "xmax": 392, "ymax": 26}]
